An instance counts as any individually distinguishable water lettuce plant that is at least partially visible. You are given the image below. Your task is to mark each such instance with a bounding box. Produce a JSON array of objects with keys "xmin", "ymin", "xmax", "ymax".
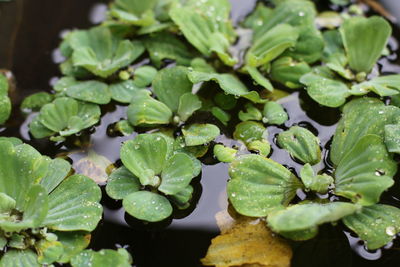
[
  {"xmin": 29, "ymin": 97, "xmax": 101, "ymax": 141},
  {"xmin": 0, "ymin": 138, "xmax": 102, "ymax": 266},
  {"xmin": 106, "ymin": 133, "xmax": 201, "ymax": 221}
]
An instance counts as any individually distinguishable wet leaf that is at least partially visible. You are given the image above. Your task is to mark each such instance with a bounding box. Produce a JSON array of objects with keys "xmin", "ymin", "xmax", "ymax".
[
  {"xmin": 202, "ymin": 215, "xmax": 292, "ymax": 267},
  {"xmin": 246, "ymin": 23, "xmax": 298, "ymax": 67},
  {"xmin": 213, "ymin": 144, "xmax": 237, "ymax": 163},
  {"xmin": 267, "ymin": 202, "xmax": 358, "ymax": 239},
  {"xmin": 115, "ymin": 120, "xmax": 135, "ymax": 136},
  {"xmin": 340, "ymin": 16, "xmax": 391, "ymax": 73},
  {"xmin": 263, "ymin": 101, "xmax": 288, "ymax": 125},
  {"xmin": 277, "ymin": 126, "xmax": 321, "ymax": 165},
  {"xmin": 300, "ymin": 164, "xmax": 333, "ymax": 194},
  {"xmin": 177, "ymin": 93, "xmax": 202, "ymax": 122},
  {"xmin": 211, "ymin": 107, "xmax": 231, "ymax": 126},
  {"xmin": 0, "ymin": 249, "xmax": 39, "ymax": 267},
  {"xmin": 21, "ymin": 92, "xmax": 54, "ymax": 112},
  {"xmin": 36, "ymin": 239, "xmax": 64, "ymax": 264},
  {"xmin": 227, "ymin": 154, "xmax": 302, "ymax": 217},
  {"xmin": 170, "ymin": 0, "xmax": 237, "ymax": 65},
  {"xmin": 54, "ymin": 77, "xmax": 111, "ymax": 104},
  {"xmin": 247, "ymin": 140, "xmax": 271, "ymax": 157},
  {"xmin": 133, "ymin": 66, "xmax": 158, "ymax": 88},
  {"xmin": 246, "ymin": 66, "xmax": 274, "ymax": 91},
  {"xmin": 343, "ymin": 204, "xmax": 400, "ymax": 250},
  {"xmin": 182, "ymin": 123, "xmax": 220, "ymax": 146},
  {"xmin": 300, "ymin": 72, "xmax": 350, "ymax": 107},
  {"xmin": 238, "ymin": 103, "xmax": 262, "ymax": 122},
  {"xmin": 170, "ymin": 185, "xmax": 194, "ymax": 209},
  {"xmin": 106, "ymin": 166, "xmax": 141, "ymax": 200},
  {"xmin": 123, "ymin": 191, "xmax": 172, "ymax": 222},
  {"xmin": 109, "ymin": 0, "xmax": 157, "ymax": 26},
  {"xmin": 110, "ymin": 79, "xmax": 143, "ymax": 104},
  {"xmin": 270, "ymin": 57, "xmax": 311, "ymax": 89},
  {"xmin": 71, "ymin": 248, "xmax": 132, "ymax": 267},
  {"xmin": 334, "ymin": 134, "xmax": 397, "ymax": 205},
  {"xmin": 153, "ymin": 66, "xmax": 193, "ymax": 112},
  {"xmin": 330, "ymin": 97, "xmax": 400, "ymax": 165},
  {"xmin": 233, "ymin": 121, "xmax": 268, "ymax": 145},
  {"xmin": 385, "ymin": 124, "xmax": 400, "ymax": 153},
  {"xmin": 43, "ymin": 175, "xmax": 102, "ymax": 231},
  {"xmin": 56, "ymin": 231, "xmax": 91, "ymax": 263},
  {"xmin": 120, "ymin": 133, "xmax": 168, "ymax": 186},
  {"xmin": 127, "ymin": 90, "xmax": 172, "ymax": 126},
  {"xmin": 144, "ymin": 32, "xmax": 194, "ymax": 67},
  {"xmin": 68, "ymin": 27, "xmax": 145, "ymax": 78},
  {"xmin": 351, "ymin": 75, "xmax": 400, "ymax": 97}
]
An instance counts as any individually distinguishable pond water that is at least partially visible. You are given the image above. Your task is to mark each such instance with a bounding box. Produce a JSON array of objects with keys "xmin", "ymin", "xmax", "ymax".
[{"xmin": 1, "ymin": 0, "xmax": 400, "ymax": 266}]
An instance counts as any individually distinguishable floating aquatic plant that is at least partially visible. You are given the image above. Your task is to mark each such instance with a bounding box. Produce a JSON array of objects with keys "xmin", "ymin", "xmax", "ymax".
[{"xmin": 0, "ymin": 74, "xmax": 11, "ymax": 125}]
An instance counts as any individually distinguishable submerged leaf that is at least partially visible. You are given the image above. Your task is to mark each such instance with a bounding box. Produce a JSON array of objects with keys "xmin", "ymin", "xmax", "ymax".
[
  {"xmin": 227, "ymin": 154, "xmax": 302, "ymax": 217},
  {"xmin": 343, "ymin": 204, "xmax": 400, "ymax": 250},
  {"xmin": 340, "ymin": 16, "xmax": 391, "ymax": 73}
]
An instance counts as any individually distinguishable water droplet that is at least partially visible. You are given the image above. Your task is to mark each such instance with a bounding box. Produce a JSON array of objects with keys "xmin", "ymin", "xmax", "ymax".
[{"xmin": 386, "ymin": 226, "xmax": 396, "ymax": 236}]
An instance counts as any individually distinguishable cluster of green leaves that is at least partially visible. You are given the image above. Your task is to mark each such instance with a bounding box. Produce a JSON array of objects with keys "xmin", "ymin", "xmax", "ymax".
[
  {"xmin": 0, "ymin": 138, "xmax": 104, "ymax": 266},
  {"xmin": 228, "ymin": 97, "xmax": 400, "ymax": 249},
  {"xmin": 106, "ymin": 133, "xmax": 203, "ymax": 222}
]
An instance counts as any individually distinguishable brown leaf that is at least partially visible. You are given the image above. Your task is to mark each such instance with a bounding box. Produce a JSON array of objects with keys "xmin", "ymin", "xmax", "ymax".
[{"xmin": 202, "ymin": 210, "xmax": 292, "ymax": 267}]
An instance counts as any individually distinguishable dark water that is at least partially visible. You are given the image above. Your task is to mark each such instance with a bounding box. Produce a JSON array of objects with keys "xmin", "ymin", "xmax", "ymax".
[{"xmin": 1, "ymin": 0, "xmax": 400, "ymax": 266}]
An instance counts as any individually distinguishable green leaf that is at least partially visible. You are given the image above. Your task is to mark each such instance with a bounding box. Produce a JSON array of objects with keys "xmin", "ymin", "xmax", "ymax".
[
  {"xmin": 238, "ymin": 103, "xmax": 262, "ymax": 122},
  {"xmin": 385, "ymin": 124, "xmax": 400, "ymax": 153},
  {"xmin": 177, "ymin": 93, "xmax": 202, "ymax": 122},
  {"xmin": 262, "ymin": 101, "xmax": 288, "ymax": 125},
  {"xmin": 243, "ymin": 3, "xmax": 272, "ymax": 37},
  {"xmin": 211, "ymin": 107, "xmax": 231, "ymax": 126},
  {"xmin": 106, "ymin": 166, "xmax": 141, "ymax": 200},
  {"xmin": 227, "ymin": 154, "xmax": 302, "ymax": 217},
  {"xmin": 300, "ymin": 164, "xmax": 333, "ymax": 194},
  {"xmin": 127, "ymin": 90, "xmax": 172, "ymax": 126},
  {"xmin": 213, "ymin": 92, "xmax": 237, "ymax": 110},
  {"xmin": 0, "ymin": 73, "xmax": 11, "ymax": 125},
  {"xmin": 34, "ymin": 97, "xmax": 100, "ymax": 138},
  {"xmin": 351, "ymin": 75, "xmax": 400, "ymax": 97},
  {"xmin": 29, "ymin": 115, "xmax": 55, "ymax": 139},
  {"xmin": 300, "ymin": 73, "xmax": 350, "ymax": 108},
  {"xmin": 246, "ymin": 66, "xmax": 274, "ymax": 92},
  {"xmin": 115, "ymin": 120, "xmax": 134, "ymax": 136},
  {"xmin": 187, "ymin": 70, "xmax": 265, "ymax": 103},
  {"xmin": 343, "ymin": 204, "xmax": 400, "ymax": 250},
  {"xmin": 0, "ymin": 193, "xmax": 15, "ymax": 214},
  {"xmin": 340, "ymin": 16, "xmax": 391, "ymax": 73},
  {"xmin": 133, "ymin": 66, "xmax": 158, "ymax": 88},
  {"xmin": 182, "ymin": 123, "xmax": 220, "ymax": 146},
  {"xmin": 0, "ymin": 249, "xmax": 39, "ymax": 267},
  {"xmin": 71, "ymin": 248, "xmax": 132, "ymax": 267},
  {"xmin": 270, "ymin": 57, "xmax": 311, "ymax": 89},
  {"xmin": 109, "ymin": 80, "xmax": 143, "ymax": 104},
  {"xmin": 144, "ymin": 32, "xmax": 193, "ymax": 67},
  {"xmin": 55, "ymin": 77, "xmax": 111, "ymax": 104},
  {"xmin": 159, "ymin": 152, "xmax": 195, "ymax": 195},
  {"xmin": 153, "ymin": 66, "xmax": 193, "ymax": 112},
  {"xmin": 213, "ymin": 144, "xmax": 237, "ymax": 163},
  {"xmin": 170, "ymin": 185, "xmax": 194, "ymax": 209},
  {"xmin": 334, "ymin": 134, "xmax": 397, "ymax": 205},
  {"xmin": 277, "ymin": 126, "xmax": 321, "ymax": 165},
  {"xmin": 36, "ymin": 239, "xmax": 64, "ymax": 265},
  {"xmin": 43, "ymin": 175, "xmax": 102, "ymax": 231},
  {"xmin": 110, "ymin": 0, "xmax": 156, "ymax": 26},
  {"xmin": 233, "ymin": 121, "xmax": 268, "ymax": 145},
  {"xmin": 69, "ymin": 27, "xmax": 145, "ymax": 78},
  {"xmin": 39, "ymin": 158, "xmax": 71, "ymax": 194},
  {"xmin": 169, "ymin": 0, "xmax": 236, "ymax": 65},
  {"xmin": 120, "ymin": 134, "xmax": 168, "ymax": 186},
  {"xmin": 56, "ymin": 231, "xmax": 91, "ymax": 263},
  {"xmin": 247, "ymin": 140, "xmax": 271, "ymax": 157},
  {"xmin": 123, "ymin": 191, "xmax": 172, "ymax": 222},
  {"xmin": 21, "ymin": 92, "xmax": 54, "ymax": 112},
  {"xmin": 0, "ymin": 141, "xmax": 49, "ymax": 209},
  {"xmin": 246, "ymin": 23, "xmax": 299, "ymax": 67},
  {"xmin": 330, "ymin": 97, "xmax": 400, "ymax": 165},
  {"xmin": 253, "ymin": 0, "xmax": 317, "ymax": 41},
  {"xmin": 267, "ymin": 202, "xmax": 358, "ymax": 237}
]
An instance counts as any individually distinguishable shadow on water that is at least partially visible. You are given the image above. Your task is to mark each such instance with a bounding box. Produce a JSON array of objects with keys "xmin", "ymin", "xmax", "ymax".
[{"xmin": 2, "ymin": 0, "xmax": 400, "ymax": 266}]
